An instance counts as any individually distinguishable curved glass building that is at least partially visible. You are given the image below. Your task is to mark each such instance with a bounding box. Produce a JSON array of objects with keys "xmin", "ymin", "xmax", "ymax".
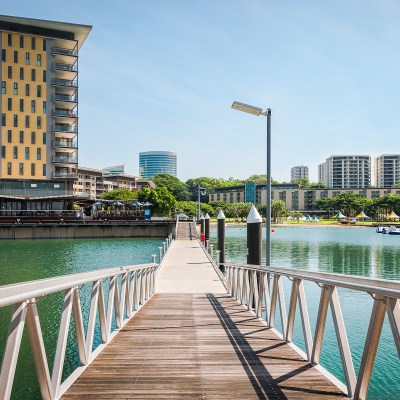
[{"xmin": 139, "ymin": 151, "xmax": 177, "ymax": 178}]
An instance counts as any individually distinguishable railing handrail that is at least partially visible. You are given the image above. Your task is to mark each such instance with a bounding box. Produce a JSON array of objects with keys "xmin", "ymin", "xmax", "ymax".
[{"xmin": 226, "ymin": 263, "xmax": 400, "ymax": 298}]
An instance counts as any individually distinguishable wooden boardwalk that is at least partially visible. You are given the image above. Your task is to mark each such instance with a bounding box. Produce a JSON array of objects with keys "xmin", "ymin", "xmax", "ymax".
[{"xmin": 62, "ymin": 241, "xmax": 345, "ymax": 399}]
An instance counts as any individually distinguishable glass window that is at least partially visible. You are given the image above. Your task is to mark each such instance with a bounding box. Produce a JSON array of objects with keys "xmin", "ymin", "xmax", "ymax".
[
  {"xmin": 20, "ymin": 35, "xmax": 24, "ymax": 48},
  {"xmin": 31, "ymin": 131, "xmax": 36, "ymax": 144},
  {"xmin": 13, "ymin": 146, "xmax": 18, "ymax": 159},
  {"xmin": 19, "ymin": 131, "xmax": 24, "ymax": 144},
  {"xmin": 31, "ymin": 69, "xmax": 36, "ymax": 81},
  {"xmin": 1, "ymin": 81, "xmax": 6, "ymax": 94},
  {"xmin": 7, "ymin": 162, "xmax": 11, "ymax": 175},
  {"xmin": 42, "ymin": 70, "xmax": 46, "ymax": 82},
  {"xmin": 25, "ymin": 115, "xmax": 30, "ymax": 128},
  {"xmin": 25, "ymin": 83, "xmax": 30, "ymax": 96},
  {"xmin": 42, "ymin": 164, "xmax": 46, "ymax": 176},
  {"xmin": 13, "ymin": 115, "xmax": 18, "ymax": 127},
  {"xmin": 1, "ymin": 146, "xmax": 5, "ymax": 158},
  {"xmin": 31, "ymin": 37, "xmax": 36, "ymax": 50},
  {"xmin": 13, "ymin": 82, "xmax": 18, "ymax": 95},
  {"xmin": 7, "ymin": 33, "xmax": 12, "ymax": 46},
  {"xmin": 14, "ymin": 50, "xmax": 18, "ymax": 63},
  {"xmin": 37, "ymin": 85, "xmax": 41, "ymax": 98},
  {"xmin": 42, "ymin": 132, "xmax": 46, "ymax": 144},
  {"xmin": 19, "ymin": 67, "xmax": 24, "ymax": 80},
  {"xmin": 7, "ymin": 98, "xmax": 12, "ymax": 111},
  {"xmin": 7, "ymin": 66, "xmax": 12, "ymax": 79},
  {"xmin": 25, "ymin": 147, "xmax": 29, "ymax": 160},
  {"xmin": 1, "ymin": 49, "xmax": 5, "ymax": 61},
  {"xmin": 1, "ymin": 114, "xmax": 5, "ymax": 126},
  {"xmin": 42, "ymin": 39, "xmax": 46, "ymax": 51},
  {"xmin": 37, "ymin": 148, "xmax": 41, "ymax": 160},
  {"xmin": 7, "ymin": 130, "xmax": 12, "ymax": 143},
  {"xmin": 42, "ymin": 101, "xmax": 46, "ymax": 114},
  {"xmin": 31, "ymin": 163, "xmax": 35, "ymax": 176},
  {"xmin": 25, "ymin": 52, "xmax": 30, "ymax": 65},
  {"xmin": 37, "ymin": 54, "xmax": 41, "ymax": 66},
  {"xmin": 31, "ymin": 100, "xmax": 36, "ymax": 113},
  {"xmin": 19, "ymin": 99, "xmax": 24, "ymax": 112},
  {"xmin": 37, "ymin": 116, "xmax": 41, "ymax": 129},
  {"xmin": 19, "ymin": 163, "xmax": 24, "ymax": 176}
]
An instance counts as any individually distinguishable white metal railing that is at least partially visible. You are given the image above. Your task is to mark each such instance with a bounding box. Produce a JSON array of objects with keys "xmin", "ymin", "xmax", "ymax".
[
  {"xmin": 0, "ymin": 236, "xmax": 174, "ymax": 400},
  {"xmin": 224, "ymin": 263, "xmax": 400, "ymax": 399}
]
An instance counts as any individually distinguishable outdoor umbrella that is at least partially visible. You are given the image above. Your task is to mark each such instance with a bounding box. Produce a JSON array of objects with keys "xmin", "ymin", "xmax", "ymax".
[
  {"xmin": 143, "ymin": 201, "xmax": 153, "ymax": 207},
  {"xmin": 94, "ymin": 201, "xmax": 103, "ymax": 206},
  {"xmin": 131, "ymin": 201, "xmax": 143, "ymax": 207},
  {"xmin": 112, "ymin": 201, "xmax": 123, "ymax": 206}
]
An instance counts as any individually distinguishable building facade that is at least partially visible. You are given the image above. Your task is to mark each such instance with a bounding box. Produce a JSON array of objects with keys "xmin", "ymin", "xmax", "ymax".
[
  {"xmin": 324, "ymin": 155, "xmax": 371, "ymax": 189},
  {"xmin": 318, "ymin": 162, "xmax": 326, "ymax": 184},
  {"xmin": 139, "ymin": 151, "xmax": 177, "ymax": 178},
  {"xmin": 375, "ymin": 155, "xmax": 400, "ymax": 188},
  {"xmin": 0, "ymin": 15, "xmax": 91, "ymax": 211},
  {"xmin": 290, "ymin": 165, "xmax": 309, "ymax": 181}
]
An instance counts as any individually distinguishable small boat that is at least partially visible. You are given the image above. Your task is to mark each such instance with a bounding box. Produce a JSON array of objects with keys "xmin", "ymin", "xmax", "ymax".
[{"xmin": 376, "ymin": 226, "xmax": 400, "ymax": 234}]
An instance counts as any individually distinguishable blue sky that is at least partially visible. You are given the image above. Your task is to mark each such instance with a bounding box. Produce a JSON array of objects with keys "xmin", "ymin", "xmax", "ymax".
[{"xmin": 2, "ymin": 0, "xmax": 399, "ymax": 182}]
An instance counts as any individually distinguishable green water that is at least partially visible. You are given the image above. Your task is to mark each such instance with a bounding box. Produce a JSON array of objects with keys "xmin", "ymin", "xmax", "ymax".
[
  {"xmin": 210, "ymin": 226, "xmax": 400, "ymax": 400},
  {"xmin": 0, "ymin": 238, "xmax": 163, "ymax": 399}
]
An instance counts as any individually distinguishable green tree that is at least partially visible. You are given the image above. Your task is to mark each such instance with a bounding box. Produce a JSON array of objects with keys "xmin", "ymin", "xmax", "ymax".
[
  {"xmin": 99, "ymin": 188, "xmax": 138, "ymax": 201},
  {"xmin": 271, "ymin": 200, "xmax": 288, "ymax": 223},
  {"xmin": 152, "ymin": 173, "xmax": 190, "ymax": 201},
  {"xmin": 293, "ymin": 211, "xmax": 303, "ymax": 223},
  {"xmin": 247, "ymin": 174, "xmax": 279, "ymax": 185},
  {"xmin": 291, "ymin": 178, "xmax": 309, "ymax": 188},
  {"xmin": 138, "ymin": 187, "xmax": 177, "ymax": 217}
]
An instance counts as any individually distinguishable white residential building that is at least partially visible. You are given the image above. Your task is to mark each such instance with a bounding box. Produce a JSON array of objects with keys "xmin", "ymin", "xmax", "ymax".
[
  {"xmin": 291, "ymin": 165, "xmax": 309, "ymax": 181},
  {"xmin": 375, "ymin": 155, "xmax": 400, "ymax": 187},
  {"xmin": 318, "ymin": 163, "xmax": 326, "ymax": 185}
]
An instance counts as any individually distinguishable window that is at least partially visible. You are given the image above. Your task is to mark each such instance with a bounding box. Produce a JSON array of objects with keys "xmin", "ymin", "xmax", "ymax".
[
  {"xmin": 7, "ymin": 162, "xmax": 11, "ymax": 175},
  {"xmin": 31, "ymin": 100, "xmax": 36, "ymax": 113},
  {"xmin": 1, "ymin": 114, "xmax": 5, "ymax": 126},
  {"xmin": 7, "ymin": 130, "xmax": 12, "ymax": 143},
  {"xmin": 1, "ymin": 146, "xmax": 5, "ymax": 158},
  {"xmin": 37, "ymin": 116, "xmax": 41, "ymax": 129},
  {"xmin": 25, "ymin": 84, "xmax": 30, "ymax": 96},
  {"xmin": 31, "ymin": 69, "xmax": 36, "ymax": 81},
  {"xmin": 19, "ymin": 163, "xmax": 24, "ymax": 176},
  {"xmin": 13, "ymin": 114, "xmax": 18, "ymax": 127},
  {"xmin": 31, "ymin": 163, "xmax": 35, "ymax": 176},
  {"xmin": 25, "ymin": 147, "xmax": 29, "ymax": 160},
  {"xmin": 25, "ymin": 52, "xmax": 30, "ymax": 65},
  {"xmin": 25, "ymin": 115, "xmax": 30, "ymax": 128},
  {"xmin": 42, "ymin": 70, "xmax": 46, "ymax": 82},
  {"xmin": 42, "ymin": 132, "xmax": 46, "ymax": 144},
  {"xmin": 13, "ymin": 146, "xmax": 18, "ymax": 159},
  {"xmin": 13, "ymin": 82, "xmax": 18, "ymax": 95},
  {"xmin": 31, "ymin": 37, "xmax": 36, "ymax": 50},
  {"xmin": 37, "ymin": 54, "xmax": 41, "ymax": 66},
  {"xmin": 31, "ymin": 131, "xmax": 36, "ymax": 144},
  {"xmin": 37, "ymin": 148, "xmax": 41, "ymax": 160},
  {"xmin": 42, "ymin": 39, "xmax": 46, "ymax": 51},
  {"xmin": 19, "ymin": 67, "xmax": 24, "ymax": 80},
  {"xmin": 14, "ymin": 50, "xmax": 18, "ymax": 63},
  {"xmin": 42, "ymin": 164, "xmax": 46, "ymax": 177},
  {"xmin": 19, "ymin": 131, "xmax": 24, "ymax": 144},
  {"xmin": 42, "ymin": 101, "xmax": 46, "ymax": 114},
  {"xmin": 7, "ymin": 98, "xmax": 12, "ymax": 111},
  {"xmin": 7, "ymin": 66, "xmax": 12, "ymax": 79},
  {"xmin": 37, "ymin": 85, "xmax": 41, "ymax": 97},
  {"xmin": 7, "ymin": 34, "xmax": 12, "ymax": 46},
  {"xmin": 20, "ymin": 35, "xmax": 24, "ymax": 48},
  {"xmin": 19, "ymin": 99, "xmax": 24, "ymax": 112},
  {"xmin": 1, "ymin": 49, "xmax": 5, "ymax": 61},
  {"xmin": 1, "ymin": 81, "xmax": 5, "ymax": 94}
]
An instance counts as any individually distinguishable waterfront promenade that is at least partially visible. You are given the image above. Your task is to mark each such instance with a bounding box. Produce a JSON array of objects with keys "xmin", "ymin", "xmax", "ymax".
[{"xmin": 62, "ymin": 240, "xmax": 344, "ymax": 399}]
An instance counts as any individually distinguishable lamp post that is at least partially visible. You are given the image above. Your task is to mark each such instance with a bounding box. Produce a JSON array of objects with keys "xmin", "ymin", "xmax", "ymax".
[
  {"xmin": 197, "ymin": 184, "xmax": 206, "ymax": 221},
  {"xmin": 231, "ymin": 101, "xmax": 272, "ymax": 267}
]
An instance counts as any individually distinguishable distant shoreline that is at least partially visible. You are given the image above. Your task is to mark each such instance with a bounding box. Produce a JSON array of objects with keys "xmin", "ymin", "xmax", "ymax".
[{"xmin": 211, "ymin": 221, "xmax": 373, "ymax": 228}]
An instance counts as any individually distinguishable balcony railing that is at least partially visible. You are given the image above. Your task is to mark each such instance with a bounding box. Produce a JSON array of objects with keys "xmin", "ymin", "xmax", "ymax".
[
  {"xmin": 52, "ymin": 125, "xmax": 77, "ymax": 133},
  {"xmin": 52, "ymin": 172, "xmax": 78, "ymax": 179},
  {"xmin": 52, "ymin": 47, "xmax": 78, "ymax": 57},
  {"xmin": 52, "ymin": 78, "xmax": 78, "ymax": 88},
  {"xmin": 52, "ymin": 109, "xmax": 77, "ymax": 118},
  {"xmin": 53, "ymin": 94, "xmax": 77, "ymax": 102},
  {"xmin": 52, "ymin": 62, "xmax": 78, "ymax": 72},
  {"xmin": 52, "ymin": 156, "xmax": 78, "ymax": 164},
  {"xmin": 52, "ymin": 140, "xmax": 78, "ymax": 149}
]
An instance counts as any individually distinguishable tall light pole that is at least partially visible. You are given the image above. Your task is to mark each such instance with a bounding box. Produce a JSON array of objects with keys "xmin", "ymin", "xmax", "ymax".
[
  {"xmin": 231, "ymin": 101, "xmax": 272, "ymax": 267},
  {"xmin": 197, "ymin": 184, "xmax": 206, "ymax": 220}
]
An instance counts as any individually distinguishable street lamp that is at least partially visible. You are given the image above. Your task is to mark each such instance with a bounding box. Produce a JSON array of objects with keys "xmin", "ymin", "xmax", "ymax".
[
  {"xmin": 231, "ymin": 101, "xmax": 272, "ymax": 267},
  {"xmin": 197, "ymin": 184, "xmax": 206, "ymax": 220}
]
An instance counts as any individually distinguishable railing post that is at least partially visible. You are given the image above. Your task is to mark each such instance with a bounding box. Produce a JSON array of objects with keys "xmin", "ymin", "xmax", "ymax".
[
  {"xmin": 158, "ymin": 246, "xmax": 163, "ymax": 263},
  {"xmin": 210, "ymin": 244, "xmax": 213, "ymax": 258},
  {"xmin": 163, "ymin": 241, "xmax": 166, "ymax": 255},
  {"xmin": 151, "ymin": 254, "xmax": 156, "ymax": 263},
  {"xmin": 206, "ymin": 240, "xmax": 209, "ymax": 252},
  {"xmin": 216, "ymin": 250, "xmax": 220, "ymax": 268},
  {"xmin": 217, "ymin": 210, "xmax": 226, "ymax": 265}
]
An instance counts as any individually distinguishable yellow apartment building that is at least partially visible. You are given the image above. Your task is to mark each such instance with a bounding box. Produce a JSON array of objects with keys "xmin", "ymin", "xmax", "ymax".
[{"xmin": 0, "ymin": 15, "xmax": 91, "ymax": 212}]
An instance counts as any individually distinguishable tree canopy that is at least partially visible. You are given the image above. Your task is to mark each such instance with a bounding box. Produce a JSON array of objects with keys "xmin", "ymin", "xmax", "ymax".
[
  {"xmin": 152, "ymin": 173, "xmax": 191, "ymax": 201},
  {"xmin": 99, "ymin": 188, "xmax": 138, "ymax": 200},
  {"xmin": 138, "ymin": 186, "xmax": 177, "ymax": 217}
]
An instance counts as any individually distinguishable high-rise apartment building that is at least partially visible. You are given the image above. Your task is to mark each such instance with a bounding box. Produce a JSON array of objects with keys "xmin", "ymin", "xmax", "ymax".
[
  {"xmin": 324, "ymin": 155, "xmax": 371, "ymax": 188},
  {"xmin": 0, "ymin": 15, "xmax": 91, "ymax": 210},
  {"xmin": 290, "ymin": 165, "xmax": 308, "ymax": 181},
  {"xmin": 139, "ymin": 151, "xmax": 177, "ymax": 178},
  {"xmin": 375, "ymin": 155, "xmax": 400, "ymax": 187},
  {"xmin": 318, "ymin": 163, "xmax": 326, "ymax": 184}
]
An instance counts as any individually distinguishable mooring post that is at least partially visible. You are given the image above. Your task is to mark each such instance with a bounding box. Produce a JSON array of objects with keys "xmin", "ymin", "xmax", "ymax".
[
  {"xmin": 204, "ymin": 213, "xmax": 210, "ymax": 245},
  {"xmin": 217, "ymin": 210, "xmax": 226, "ymax": 266},
  {"xmin": 247, "ymin": 205, "xmax": 263, "ymax": 310}
]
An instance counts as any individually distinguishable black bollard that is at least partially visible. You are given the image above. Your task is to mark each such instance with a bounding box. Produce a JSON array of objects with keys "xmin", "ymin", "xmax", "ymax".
[
  {"xmin": 217, "ymin": 210, "xmax": 226, "ymax": 265},
  {"xmin": 247, "ymin": 206, "xmax": 262, "ymax": 265},
  {"xmin": 204, "ymin": 213, "xmax": 210, "ymax": 245},
  {"xmin": 200, "ymin": 215, "xmax": 205, "ymax": 243}
]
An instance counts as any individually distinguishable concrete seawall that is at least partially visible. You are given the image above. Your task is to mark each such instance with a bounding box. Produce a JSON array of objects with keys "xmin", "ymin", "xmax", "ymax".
[{"xmin": 0, "ymin": 223, "xmax": 174, "ymax": 240}]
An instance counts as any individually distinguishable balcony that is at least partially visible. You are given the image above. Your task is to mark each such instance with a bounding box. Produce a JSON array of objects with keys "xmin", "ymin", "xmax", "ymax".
[
  {"xmin": 52, "ymin": 62, "xmax": 77, "ymax": 72},
  {"xmin": 52, "ymin": 109, "xmax": 77, "ymax": 118},
  {"xmin": 52, "ymin": 156, "xmax": 78, "ymax": 164},
  {"xmin": 52, "ymin": 172, "xmax": 77, "ymax": 179},
  {"xmin": 52, "ymin": 140, "xmax": 78, "ymax": 149},
  {"xmin": 52, "ymin": 78, "xmax": 78, "ymax": 88},
  {"xmin": 52, "ymin": 47, "xmax": 78, "ymax": 57},
  {"xmin": 52, "ymin": 124, "xmax": 77, "ymax": 133},
  {"xmin": 53, "ymin": 93, "xmax": 77, "ymax": 103}
]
